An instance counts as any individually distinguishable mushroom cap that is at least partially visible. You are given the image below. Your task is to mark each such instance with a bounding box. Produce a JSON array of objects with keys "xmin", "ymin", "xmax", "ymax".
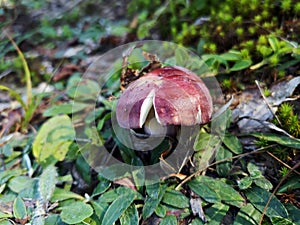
[{"xmin": 116, "ymin": 66, "xmax": 213, "ymax": 129}]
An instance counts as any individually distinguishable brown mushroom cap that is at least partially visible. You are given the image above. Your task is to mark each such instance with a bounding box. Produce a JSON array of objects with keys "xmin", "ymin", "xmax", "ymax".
[{"xmin": 116, "ymin": 66, "xmax": 213, "ymax": 129}]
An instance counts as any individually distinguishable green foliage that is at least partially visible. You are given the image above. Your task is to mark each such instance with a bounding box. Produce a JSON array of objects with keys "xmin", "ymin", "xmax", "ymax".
[
  {"xmin": 275, "ymin": 103, "xmax": 300, "ymax": 138},
  {"xmin": 238, "ymin": 163, "xmax": 273, "ymax": 191},
  {"xmin": 1, "ymin": 2, "xmax": 300, "ymax": 224},
  {"xmin": 32, "ymin": 115, "xmax": 75, "ymax": 165},
  {"xmin": 129, "ymin": 0, "xmax": 300, "ymax": 80}
]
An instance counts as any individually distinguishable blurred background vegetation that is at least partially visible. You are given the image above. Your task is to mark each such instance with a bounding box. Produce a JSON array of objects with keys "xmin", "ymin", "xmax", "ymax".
[{"xmin": 1, "ymin": 0, "xmax": 299, "ymax": 88}]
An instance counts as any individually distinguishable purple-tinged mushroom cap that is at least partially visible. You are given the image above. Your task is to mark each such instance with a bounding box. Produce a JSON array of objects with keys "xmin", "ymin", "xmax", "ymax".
[{"xmin": 116, "ymin": 66, "xmax": 213, "ymax": 129}]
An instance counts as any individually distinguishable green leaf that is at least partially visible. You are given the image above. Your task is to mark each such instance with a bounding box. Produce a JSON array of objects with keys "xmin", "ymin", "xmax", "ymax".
[
  {"xmin": 8, "ymin": 176, "xmax": 34, "ymax": 193},
  {"xmin": 268, "ymin": 36, "xmax": 280, "ymax": 52},
  {"xmin": 238, "ymin": 177, "xmax": 253, "ymax": 190},
  {"xmin": 247, "ymin": 163, "xmax": 262, "ymax": 178},
  {"xmin": 0, "ymin": 220, "xmax": 14, "ymax": 225},
  {"xmin": 223, "ymin": 133, "xmax": 242, "ymax": 154},
  {"xmin": 120, "ymin": 204, "xmax": 139, "ymax": 225},
  {"xmin": 251, "ymin": 133, "xmax": 300, "ymax": 149},
  {"xmin": 189, "ymin": 176, "xmax": 244, "ymax": 207},
  {"xmin": 193, "ymin": 133, "xmax": 221, "ymax": 171},
  {"xmin": 221, "ymin": 51, "xmax": 241, "ymax": 61},
  {"xmin": 206, "ymin": 202, "xmax": 229, "ymax": 225},
  {"xmin": 190, "ymin": 218, "xmax": 205, "ymax": 225},
  {"xmin": 60, "ymin": 201, "xmax": 93, "ymax": 224},
  {"xmin": 286, "ymin": 204, "xmax": 300, "ymax": 224},
  {"xmin": 92, "ymin": 179, "xmax": 111, "ymax": 197},
  {"xmin": 254, "ymin": 177, "xmax": 273, "ymax": 191},
  {"xmin": 91, "ymin": 201, "xmax": 109, "ymax": 222},
  {"xmin": 33, "ymin": 115, "xmax": 75, "ymax": 164},
  {"xmin": 97, "ymin": 113, "xmax": 111, "ymax": 130},
  {"xmin": 13, "ymin": 197, "xmax": 27, "ymax": 219},
  {"xmin": 44, "ymin": 214, "xmax": 63, "ymax": 225},
  {"xmin": 175, "ymin": 47, "xmax": 190, "ymax": 67},
  {"xmin": 194, "ymin": 133, "xmax": 219, "ymax": 152},
  {"xmin": 234, "ymin": 203, "xmax": 262, "ymax": 225},
  {"xmin": 162, "ymin": 189, "xmax": 189, "ymax": 209},
  {"xmin": 188, "ymin": 177, "xmax": 220, "ymax": 203},
  {"xmin": 0, "ymin": 85, "xmax": 26, "ymax": 109},
  {"xmin": 159, "ymin": 215, "xmax": 177, "ymax": 225},
  {"xmin": 51, "ymin": 188, "xmax": 84, "ymax": 202},
  {"xmin": 215, "ymin": 146, "xmax": 232, "ymax": 177},
  {"xmin": 0, "ymin": 211, "xmax": 12, "ymax": 219},
  {"xmin": 39, "ymin": 165, "xmax": 57, "ymax": 202},
  {"xmin": 277, "ymin": 176, "xmax": 300, "ymax": 193},
  {"xmin": 142, "ymin": 183, "xmax": 167, "ymax": 219},
  {"xmin": 0, "ymin": 169, "xmax": 23, "ymax": 185},
  {"xmin": 155, "ymin": 204, "xmax": 166, "ymax": 218},
  {"xmin": 245, "ymin": 186, "xmax": 288, "ymax": 218},
  {"xmin": 43, "ymin": 102, "xmax": 89, "ymax": 117},
  {"xmin": 98, "ymin": 188, "xmax": 120, "ymax": 203},
  {"xmin": 230, "ymin": 60, "xmax": 252, "ymax": 71},
  {"xmin": 102, "ymin": 190, "xmax": 136, "ymax": 225},
  {"xmin": 212, "ymin": 108, "xmax": 232, "ymax": 134},
  {"xmin": 67, "ymin": 77, "xmax": 100, "ymax": 101},
  {"xmin": 270, "ymin": 216, "xmax": 295, "ymax": 225}
]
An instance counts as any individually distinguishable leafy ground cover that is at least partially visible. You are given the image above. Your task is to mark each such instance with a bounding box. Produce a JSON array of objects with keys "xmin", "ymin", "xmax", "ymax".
[{"xmin": 1, "ymin": 0, "xmax": 300, "ymax": 224}]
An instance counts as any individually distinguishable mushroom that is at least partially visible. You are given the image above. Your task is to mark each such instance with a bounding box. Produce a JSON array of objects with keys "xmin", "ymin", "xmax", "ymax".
[{"xmin": 116, "ymin": 66, "xmax": 213, "ymax": 137}]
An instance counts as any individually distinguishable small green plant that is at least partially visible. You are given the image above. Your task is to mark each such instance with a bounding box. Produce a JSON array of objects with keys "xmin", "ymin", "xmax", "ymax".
[
  {"xmin": 275, "ymin": 102, "xmax": 300, "ymax": 138},
  {"xmin": 0, "ymin": 34, "xmax": 37, "ymax": 132}
]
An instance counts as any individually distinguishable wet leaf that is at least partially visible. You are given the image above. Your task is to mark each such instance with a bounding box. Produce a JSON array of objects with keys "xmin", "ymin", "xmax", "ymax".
[
  {"xmin": 253, "ymin": 177, "xmax": 273, "ymax": 191},
  {"xmin": 155, "ymin": 204, "xmax": 166, "ymax": 218},
  {"xmin": 270, "ymin": 216, "xmax": 295, "ymax": 225},
  {"xmin": 8, "ymin": 176, "xmax": 34, "ymax": 193},
  {"xmin": 91, "ymin": 201, "xmax": 109, "ymax": 222},
  {"xmin": 234, "ymin": 203, "xmax": 262, "ymax": 225},
  {"xmin": 238, "ymin": 177, "xmax": 253, "ymax": 190},
  {"xmin": 189, "ymin": 176, "xmax": 244, "ymax": 207},
  {"xmin": 102, "ymin": 189, "xmax": 136, "ymax": 225},
  {"xmin": 39, "ymin": 165, "xmax": 57, "ymax": 202},
  {"xmin": 223, "ymin": 133, "xmax": 242, "ymax": 154},
  {"xmin": 51, "ymin": 188, "xmax": 84, "ymax": 202},
  {"xmin": 247, "ymin": 163, "xmax": 262, "ymax": 178},
  {"xmin": 162, "ymin": 189, "xmax": 189, "ymax": 209},
  {"xmin": 92, "ymin": 179, "xmax": 111, "ymax": 197},
  {"xmin": 205, "ymin": 202, "xmax": 229, "ymax": 225},
  {"xmin": 277, "ymin": 176, "xmax": 300, "ymax": 193},
  {"xmin": 0, "ymin": 169, "xmax": 23, "ymax": 185},
  {"xmin": 286, "ymin": 204, "xmax": 300, "ymax": 224},
  {"xmin": 251, "ymin": 133, "xmax": 300, "ymax": 149},
  {"xmin": 60, "ymin": 201, "xmax": 93, "ymax": 224},
  {"xmin": 245, "ymin": 186, "xmax": 288, "ymax": 218},
  {"xmin": 215, "ymin": 146, "xmax": 232, "ymax": 176},
  {"xmin": 159, "ymin": 214, "xmax": 177, "ymax": 225},
  {"xmin": 13, "ymin": 197, "xmax": 27, "ymax": 219},
  {"xmin": 143, "ymin": 183, "xmax": 166, "ymax": 219},
  {"xmin": 120, "ymin": 204, "xmax": 139, "ymax": 225},
  {"xmin": 188, "ymin": 178, "xmax": 220, "ymax": 203}
]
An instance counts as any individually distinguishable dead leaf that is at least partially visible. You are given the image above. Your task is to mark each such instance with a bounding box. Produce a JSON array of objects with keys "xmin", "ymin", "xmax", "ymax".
[
  {"xmin": 232, "ymin": 76, "xmax": 300, "ymax": 133},
  {"xmin": 190, "ymin": 197, "xmax": 207, "ymax": 223},
  {"xmin": 0, "ymin": 108, "xmax": 22, "ymax": 137},
  {"xmin": 53, "ymin": 64, "xmax": 80, "ymax": 81},
  {"xmin": 113, "ymin": 177, "xmax": 137, "ymax": 191}
]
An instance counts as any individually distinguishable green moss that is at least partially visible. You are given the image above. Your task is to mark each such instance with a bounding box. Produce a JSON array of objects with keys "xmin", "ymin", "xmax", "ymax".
[{"xmin": 275, "ymin": 103, "xmax": 300, "ymax": 138}]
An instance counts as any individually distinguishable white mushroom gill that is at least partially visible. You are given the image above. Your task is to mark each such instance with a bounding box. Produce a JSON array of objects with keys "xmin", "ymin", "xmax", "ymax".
[{"xmin": 139, "ymin": 89, "xmax": 155, "ymax": 128}]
